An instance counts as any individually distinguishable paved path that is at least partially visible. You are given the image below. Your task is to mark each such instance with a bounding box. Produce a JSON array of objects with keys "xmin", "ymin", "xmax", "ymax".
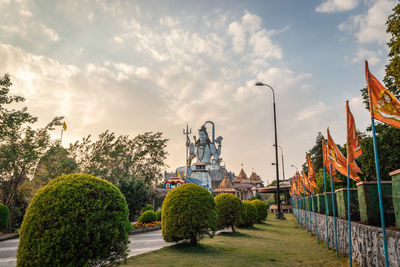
[{"xmin": 0, "ymin": 230, "xmax": 168, "ymax": 266}]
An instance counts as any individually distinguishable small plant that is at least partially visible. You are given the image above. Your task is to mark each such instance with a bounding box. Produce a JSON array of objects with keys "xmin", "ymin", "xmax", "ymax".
[
  {"xmin": 214, "ymin": 193, "xmax": 244, "ymax": 233},
  {"xmin": 0, "ymin": 203, "xmax": 9, "ymax": 231},
  {"xmin": 238, "ymin": 200, "xmax": 258, "ymax": 227},
  {"xmin": 138, "ymin": 210, "xmax": 157, "ymax": 223},
  {"xmin": 142, "ymin": 204, "xmax": 154, "ymax": 213},
  {"xmin": 155, "ymin": 210, "xmax": 162, "ymax": 221},
  {"xmin": 162, "ymin": 183, "xmax": 217, "ymax": 245},
  {"xmin": 251, "ymin": 200, "xmax": 269, "ymax": 222}
]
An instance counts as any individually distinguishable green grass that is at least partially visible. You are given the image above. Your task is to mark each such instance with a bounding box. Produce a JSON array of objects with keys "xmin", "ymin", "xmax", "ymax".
[{"xmin": 123, "ymin": 214, "xmax": 355, "ymax": 267}]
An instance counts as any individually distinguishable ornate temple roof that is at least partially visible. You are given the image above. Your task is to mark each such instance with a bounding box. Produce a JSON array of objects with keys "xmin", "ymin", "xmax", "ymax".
[
  {"xmin": 237, "ymin": 168, "xmax": 248, "ymax": 180},
  {"xmin": 214, "ymin": 176, "xmax": 235, "ymax": 193},
  {"xmin": 250, "ymin": 172, "xmax": 261, "ymax": 181}
]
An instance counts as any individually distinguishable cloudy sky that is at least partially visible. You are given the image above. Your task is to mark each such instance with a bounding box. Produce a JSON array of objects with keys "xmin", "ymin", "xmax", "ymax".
[{"xmin": 0, "ymin": 0, "xmax": 397, "ymax": 184}]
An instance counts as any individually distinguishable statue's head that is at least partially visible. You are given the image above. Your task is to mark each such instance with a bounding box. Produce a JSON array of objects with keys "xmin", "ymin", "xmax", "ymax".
[{"xmin": 198, "ymin": 125, "xmax": 210, "ymax": 144}]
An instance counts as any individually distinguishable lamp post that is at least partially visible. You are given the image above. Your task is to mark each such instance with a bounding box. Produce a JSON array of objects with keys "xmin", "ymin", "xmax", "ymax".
[
  {"xmin": 273, "ymin": 144, "xmax": 285, "ymax": 181},
  {"xmin": 255, "ymin": 82, "xmax": 284, "ymax": 219}
]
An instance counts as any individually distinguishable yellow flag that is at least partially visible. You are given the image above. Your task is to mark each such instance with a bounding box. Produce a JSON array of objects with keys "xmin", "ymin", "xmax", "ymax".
[{"xmin": 63, "ymin": 122, "xmax": 67, "ymax": 131}]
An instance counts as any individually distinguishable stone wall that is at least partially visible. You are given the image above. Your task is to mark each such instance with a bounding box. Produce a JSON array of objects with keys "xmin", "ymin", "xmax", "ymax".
[{"xmin": 293, "ymin": 209, "xmax": 400, "ymax": 267}]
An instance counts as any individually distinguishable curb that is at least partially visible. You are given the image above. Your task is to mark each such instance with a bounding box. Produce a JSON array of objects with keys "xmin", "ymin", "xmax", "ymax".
[
  {"xmin": 0, "ymin": 233, "xmax": 19, "ymax": 242},
  {"xmin": 130, "ymin": 226, "xmax": 161, "ymax": 235}
]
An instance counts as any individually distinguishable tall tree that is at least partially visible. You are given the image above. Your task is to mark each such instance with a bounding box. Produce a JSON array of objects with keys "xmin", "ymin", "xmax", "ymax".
[
  {"xmin": 69, "ymin": 131, "xmax": 168, "ymax": 186},
  {"xmin": 0, "ymin": 74, "xmax": 63, "ymax": 230},
  {"xmin": 385, "ymin": 2, "xmax": 400, "ymax": 97}
]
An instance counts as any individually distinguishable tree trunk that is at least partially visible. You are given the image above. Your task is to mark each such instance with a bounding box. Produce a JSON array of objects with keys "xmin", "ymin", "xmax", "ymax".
[
  {"xmin": 190, "ymin": 236, "xmax": 198, "ymax": 245},
  {"xmin": 231, "ymin": 224, "xmax": 236, "ymax": 233}
]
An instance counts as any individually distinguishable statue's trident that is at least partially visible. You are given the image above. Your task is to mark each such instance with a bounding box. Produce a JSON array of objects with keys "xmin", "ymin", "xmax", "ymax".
[{"xmin": 183, "ymin": 124, "xmax": 192, "ymax": 174}]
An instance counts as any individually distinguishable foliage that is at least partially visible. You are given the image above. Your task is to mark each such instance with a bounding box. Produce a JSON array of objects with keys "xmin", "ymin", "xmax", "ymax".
[
  {"xmin": 358, "ymin": 124, "xmax": 400, "ymax": 181},
  {"xmin": 214, "ymin": 193, "xmax": 244, "ymax": 233},
  {"xmin": 385, "ymin": 2, "xmax": 400, "ymax": 98},
  {"xmin": 17, "ymin": 173, "xmax": 132, "ymax": 266},
  {"xmin": 0, "ymin": 74, "xmax": 63, "ymax": 232},
  {"xmin": 69, "ymin": 131, "xmax": 168, "ymax": 186},
  {"xmin": 0, "ymin": 203, "xmax": 9, "ymax": 230},
  {"xmin": 142, "ymin": 204, "xmax": 154, "ymax": 213},
  {"xmin": 132, "ymin": 221, "xmax": 161, "ymax": 229},
  {"xmin": 250, "ymin": 200, "xmax": 268, "ymax": 222},
  {"xmin": 118, "ymin": 177, "xmax": 149, "ymax": 221},
  {"xmin": 238, "ymin": 200, "xmax": 258, "ymax": 227},
  {"xmin": 138, "ymin": 210, "xmax": 157, "ymax": 223},
  {"xmin": 248, "ymin": 194, "xmax": 262, "ymax": 200},
  {"xmin": 31, "ymin": 146, "xmax": 77, "ymax": 191},
  {"xmin": 155, "ymin": 210, "xmax": 162, "ymax": 221},
  {"xmin": 162, "ymin": 183, "xmax": 217, "ymax": 245},
  {"xmin": 302, "ymin": 132, "xmax": 324, "ymax": 172}
]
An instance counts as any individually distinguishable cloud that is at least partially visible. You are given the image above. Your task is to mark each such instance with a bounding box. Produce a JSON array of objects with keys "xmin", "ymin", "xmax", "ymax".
[
  {"xmin": 316, "ymin": 0, "xmax": 359, "ymax": 13},
  {"xmin": 338, "ymin": 0, "xmax": 395, "ymax": 44},
  {"xmin": 39, "ymin": 23, "xmax": 59, "ymax": 42}
]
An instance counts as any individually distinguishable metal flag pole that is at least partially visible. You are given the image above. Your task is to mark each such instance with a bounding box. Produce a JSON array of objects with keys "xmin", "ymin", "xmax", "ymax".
[
  {"xmin": 323, "ymin": 165, "xmax": 329, "ymax": 247},
  {"xmin": 330, "ymin": 163, "xmax": 339, "ymax": 257},
  {"xmin": 371, "ymin": 117, "xmax": 389, "ymax": 267},
  {"xmin": 347, "ymin": 165, "xmax": 352, "ymax": 266},
  {"xmin": 309, "ymin": 183, "xmax": 319, "ymax": 243},
  {"xmin": 303, "ymin": 191, "xmax": 308, "ymax": 231},
  {"xmin": 365, "ymin": 61, "xmax": 389, "ymax": 267}
]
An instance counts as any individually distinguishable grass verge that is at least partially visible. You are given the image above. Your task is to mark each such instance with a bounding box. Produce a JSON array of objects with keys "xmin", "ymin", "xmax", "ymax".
[{"xmin": 122, "ymin": 214, "xmax": 356, "ymax": 266}]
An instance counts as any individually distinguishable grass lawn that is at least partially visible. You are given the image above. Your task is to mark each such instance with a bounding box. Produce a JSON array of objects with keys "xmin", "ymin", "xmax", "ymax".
[{"xmin": 122, "ymin": 214, "xmax": 355, "ymax": 267}]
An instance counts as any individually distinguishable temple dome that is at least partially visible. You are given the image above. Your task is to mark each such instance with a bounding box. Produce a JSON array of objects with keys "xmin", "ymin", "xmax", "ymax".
[
  {"xmin": 214, "ymin": 176, "xmax": 235, "ymax": 193},
  {"xmin": 250, "ymin": 172, "xmax": 260, "ymax": 181},
  {"xmin": 237, "ymin": 168, "xmax": 248, "ymax": 180}
]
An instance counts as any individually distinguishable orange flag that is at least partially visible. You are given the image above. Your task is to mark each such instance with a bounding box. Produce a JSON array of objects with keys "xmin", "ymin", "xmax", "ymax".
[
  {"xmin": 322, "ymin": 139, "xmax": 341, "ymax": 183},
  {"xmin": 365, "ymin": 60, "xmax": 400, "ymax": 129},
  {"xmin": 346, "ymin": 101, "xmax": 362, "ymax": 165},
  {"xmin": 306, "ymin": 154, "xmax": 318, "ymax": 190},
  {"xmin": 327, "ymin": 128, "xmax": 361, "ymax": 182}
]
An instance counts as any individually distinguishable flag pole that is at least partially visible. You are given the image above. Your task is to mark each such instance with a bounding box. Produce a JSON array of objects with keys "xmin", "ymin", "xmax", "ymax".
[
  {"xmin": 330, "ymin": 163, "xmax": 339, "ymax": 257},
  {"xmin": 366, "ymin": 61, "xmax": 389, "ymax": 267},
  {"xmin": 347, "ymin": 164, "xmax": 352, "ymax": 266},
  {"xmin": 304, "ymin": 190, "xmax": 308, "ymax": 231},
  {"xmin": 371, "ymin": 117, "xmax": 389, "ymax": 267},
  {"xmin": 309, "ymin": 183, "xmax": 319, "ymax": 243},
  {"xmin": 60, "ymin": 128, "xmax": 64, "ymax": 146},
  {"xmin": 323, "ymin": 165, "xmax": 329, "ymax": 248}
]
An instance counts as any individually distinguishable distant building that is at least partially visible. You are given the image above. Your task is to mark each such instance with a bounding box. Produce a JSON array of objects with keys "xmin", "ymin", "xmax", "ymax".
[
  {"xmin": 232, "ymin": 168, "xmax": 264, "ymax": 200},
  {"xmin": 213, "ymin": 176, "xmax": 236, "ymax": 195}
]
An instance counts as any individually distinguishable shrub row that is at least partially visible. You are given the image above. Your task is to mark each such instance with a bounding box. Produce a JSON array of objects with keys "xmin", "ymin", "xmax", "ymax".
[{"xmin": 161, "ymin": 185, "xmax": 270, "ymax": 245}]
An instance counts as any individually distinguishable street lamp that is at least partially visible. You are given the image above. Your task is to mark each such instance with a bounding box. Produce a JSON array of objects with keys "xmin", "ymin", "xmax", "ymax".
[
  {"xmin": 273, "ymin": 144, "xmax": 285, "ymax": 181},
  {"xmin": 255, "ymin": 81, "xmax": 284, "ymax": 220}
]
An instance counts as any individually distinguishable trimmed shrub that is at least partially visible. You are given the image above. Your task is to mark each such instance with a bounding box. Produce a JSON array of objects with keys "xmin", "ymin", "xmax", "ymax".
[
  {"xmin": 214, "ymin": 193, "xmax": 244, "ymax": 232},
  {"xmin": 142, "ymin": 204, "xmax": 154, "ymax": 213},
  {"xmin": 155, "ymin": 210, "xmax": 162, "ymax": 221},
  {"xmin": 139, "ymin": 210, "xmax": 156, "ymax": 223},
  {"xmin": 251, "ymin": 200, "xmax": 269, "ymax": 222},
  {"xmin": 238, "ymin": 200, "xmax": 258, "ymax": 227},
  {"xmin": 162, "ymin": 183, "xmax": 217, "ymax": 245},
  {"xmin": 0, "ymin": 203, "xmax": 9, "ymax": 231},
  {"xmin": 17, "ymin": 173, "xmax": 132, "ymax": 267}
]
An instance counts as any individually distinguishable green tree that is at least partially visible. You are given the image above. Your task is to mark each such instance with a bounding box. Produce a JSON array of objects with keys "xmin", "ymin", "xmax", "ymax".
[
  {"xmin": 69, "ymin": 131, "xmax": 168, "ymax": 186},
  {"xmin": 0, "ymin": 74, "xmax": 63, "ymax": 231},
  {"xmin": 118, "ymin": 177, "xmax": 149, "ymax": 221},
  {"xmin": 385, "ymin": 2, "xmax": 400, "ymax": 97},
  {"xmin": 214, "ymin": 193, "xmax": 244, "ymax": 233}
]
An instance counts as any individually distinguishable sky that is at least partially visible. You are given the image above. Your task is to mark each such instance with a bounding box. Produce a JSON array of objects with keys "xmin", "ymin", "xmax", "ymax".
[{"xmin": 0, "ymin": 0, "xmax": 397, "ymax": 185}]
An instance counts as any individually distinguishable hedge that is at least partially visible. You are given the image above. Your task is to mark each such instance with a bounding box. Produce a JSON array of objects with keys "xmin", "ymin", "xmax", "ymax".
[
  {"xmin": 139, "ymin": 210, "xmax": 156, "ymax": 223},
  {"xmin": 214, "ymin": 193, "xmax": 243, "ymax": 232},
  {"xmin": 162, "ymin": 183, "xmax": 216, "ymax": 245},
  {"xmin": 17, "ymin": 173, "xmax": 132, "ymax": 267},
  {"xmin": 155, "ymin": 210, "xmax": 162, "ymax": 221},
  {"xmin": 238, "ymin": 200, "xmax": 258, "ymax": 227},
  {"xmin": 141, "ymin": 204, "xmax": 154, "ymax": 213},
  {"xmin": 251, "ymin": 200, "xmax": 269, "ymax": 222}
]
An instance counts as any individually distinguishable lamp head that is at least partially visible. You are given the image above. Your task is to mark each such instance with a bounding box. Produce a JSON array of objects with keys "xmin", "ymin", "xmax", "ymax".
[{"xmin": 255, "ymin": 82, "xmax": 265, "ymax": 86}]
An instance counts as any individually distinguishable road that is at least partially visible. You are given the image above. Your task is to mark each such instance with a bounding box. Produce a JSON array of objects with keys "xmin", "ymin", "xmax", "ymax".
[{"xmin": 0, "ymin": 230, "xmax": 169, "ymax": 267}]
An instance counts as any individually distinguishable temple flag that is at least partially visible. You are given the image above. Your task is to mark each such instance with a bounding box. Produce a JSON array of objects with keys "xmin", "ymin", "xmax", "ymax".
[
  {"xmin": 346, "ymin": 101, "xmax": 362, "ymax": 165},
  {"xmin": 365, "ymin": 60, "xmax": 400, "ymax": 129},
  {"xmin": 63, "ymin": 122, "xmax": 67, "ymax": 131},
  {"xmin": 322, "ymin": 139, "xmax": 341, "ymax": 182},
  {"xmin": 327, "ymin": 128, "xmax": 360, "ymax": 182},
  {"xmin": 306, "ymin": 154, "xmax": 318, "ymax": 190}
]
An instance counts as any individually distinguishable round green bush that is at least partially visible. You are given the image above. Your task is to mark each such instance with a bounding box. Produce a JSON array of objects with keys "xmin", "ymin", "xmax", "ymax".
[
  {"xmin": 251, "ymin": 199, "xmax": 269, "ymax": 222},
  {"xmin": 238, "ymin": 200, "xmax": 258, "ymax": 227},
  {"xmin": 141, "ymin": 204, "xmax": 154, "ymax": 213},
  {"xmin": 0, "ymin": 203, "xmax": 9, "ymax": 231},
  {"xmin": 155, "ymin": 210, "xmax": 162, "ymax": 221},
  {"xmin": 214, "ymin": 193, "xmax": 244, "ymax": 232},
  {"xmin": 17, "ymin": 173, "xmax": 132, "ymax": 267},
  {"xmin": 162, "ymin": 183, "xmax": 217, "ymax": 245},
  {"xmin": 138, "ymin": 210, "xmax": 156, "ymax": 223}
]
